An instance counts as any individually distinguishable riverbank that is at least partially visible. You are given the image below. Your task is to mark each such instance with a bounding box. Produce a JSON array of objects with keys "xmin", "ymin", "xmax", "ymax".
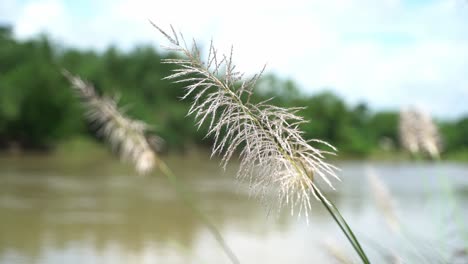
[{"xmin": 1, "ymin": 136, "xmax": 467, "ymax": 163}]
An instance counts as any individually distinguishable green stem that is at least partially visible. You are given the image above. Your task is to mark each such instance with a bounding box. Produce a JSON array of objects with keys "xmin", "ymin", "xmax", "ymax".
[
  {"xmin": 182, "ymin": 44, "xmax": 369, "ymax": 263},
  {"xmin": 331, "ymin": 202, "xmax": 370, "ymax": 263},
  {"xmin": 313, "ymin": 185, "xmax": 371, "ymax": 264},
  {"xmin": 158, "ymin": 161, "xmax": 240, "ymax": 264},
  {"xmin": 204, "ymin": 62, "xmax": 371, "ymax": 263}
]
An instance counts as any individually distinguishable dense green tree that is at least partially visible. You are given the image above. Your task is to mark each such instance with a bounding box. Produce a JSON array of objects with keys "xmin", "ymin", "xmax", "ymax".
[
  {"xmin": 369, "ymin": 112, "xmax": 399, "ymax": 146},
  {"xmin": 0, "ymin": 27, "xmax": 466, "ymax": 158},
  {"xmin": 441, "ymin": 117, "xmax": 468, "ymax": 153}
]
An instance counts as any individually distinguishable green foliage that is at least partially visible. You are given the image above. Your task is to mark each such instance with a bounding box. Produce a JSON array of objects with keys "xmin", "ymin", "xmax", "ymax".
[
  {"xmin": 0, "ymin": 28, "xmax": 466, "ymax": 159},
  {"xmin": 440, "ymin": 117, "xmax": 468, "ymax": 153},
  {"xmin": 0, "ymin": 28, "xmax": 82, "ymax": 148}
]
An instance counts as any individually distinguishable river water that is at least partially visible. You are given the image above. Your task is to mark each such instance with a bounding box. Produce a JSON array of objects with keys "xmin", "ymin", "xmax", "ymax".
[{"xmin": 0, "ymin": 153, "xmax": 467, "ymax": 263}]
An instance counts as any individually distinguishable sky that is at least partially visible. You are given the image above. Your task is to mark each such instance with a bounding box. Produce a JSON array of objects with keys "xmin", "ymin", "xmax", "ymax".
[{"xmin": 1, "ymin": 0, "xmax": 467, "ymax": 119}]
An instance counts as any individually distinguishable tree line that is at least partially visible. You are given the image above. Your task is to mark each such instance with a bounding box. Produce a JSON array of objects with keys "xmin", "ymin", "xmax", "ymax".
[{"xmin": 0, "ymin": 25, "xmax": 467, "ymax": 158}]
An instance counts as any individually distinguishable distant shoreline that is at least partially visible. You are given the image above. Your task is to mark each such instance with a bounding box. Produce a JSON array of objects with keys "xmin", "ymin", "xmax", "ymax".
[{"xmin": 1, "ymin": 136, "xmax": 467, "ymax": 163}]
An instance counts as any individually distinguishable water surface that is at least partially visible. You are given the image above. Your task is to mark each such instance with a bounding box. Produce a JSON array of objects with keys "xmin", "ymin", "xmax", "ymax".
[{"xmin": 0, "ymin": 153, "xmax": 467, "ymax": 263}]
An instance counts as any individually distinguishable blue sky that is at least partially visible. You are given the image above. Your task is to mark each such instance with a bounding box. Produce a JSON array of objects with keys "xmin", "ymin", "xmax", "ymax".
[{"xmin": 1, "ymin": 0, "xmax": 467, "ymax": 119}]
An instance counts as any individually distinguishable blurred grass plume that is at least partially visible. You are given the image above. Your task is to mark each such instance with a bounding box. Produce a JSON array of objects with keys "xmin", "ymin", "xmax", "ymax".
[
  {"xmin": 63, "ymin": 69, "xmax": 239, "ymax": 263},
  {"xmin": 399, "ymin": 107, "xmax": 442, "ymax": 159},
  {"xmin": 367, "ymin": 167, "xmax": 400, "ymax": 233},
  {"xmin": 62, "ymin": 70, "xmax": 160, "ymax": 174}
]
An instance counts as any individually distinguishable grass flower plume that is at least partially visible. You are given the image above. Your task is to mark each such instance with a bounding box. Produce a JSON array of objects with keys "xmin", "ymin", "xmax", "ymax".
[
  {"xmin": 367, "ymin": 168, "xmax": 400, "ymax": 233},
  {"xmin": 153, "ymin": 23, "xmax": 340, "ymax": 217},
  {"xmin": 399, "ymin": 107, "xmax": 441, "ymax": 159},
  {"xmin": 63, "ymin": 70, "xmax": 160, "ymax": 174},
  {"xmin": 63, "ymin": 70, "xmax": 240, "ymax": 263}
]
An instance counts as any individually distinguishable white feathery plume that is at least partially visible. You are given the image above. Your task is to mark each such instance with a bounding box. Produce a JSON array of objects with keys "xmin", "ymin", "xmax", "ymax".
[
  {"xmin": 399, "ymin": 108, "xmax": 420, "ymax": 155},
  {"xmin": 152, "ymin": 24, "xmax": 340, "ymax": 217},
  {"xmin": 399, "ymin": 107, "xmax": 441, "ymax": 159},
  {"xmin": 366, "ymin": 167, "xmax": 400, "ymax": 233},
  {"xmin": 63, "ymin": 70, "xmax": 241, "ymax": 264},
  {"xmin": 418, "ymin": 110, "xmax": 441, "ymax": 159},
  {"xmin": 62, "ymin": 70, "xmax": 161, "ymax": 174}
]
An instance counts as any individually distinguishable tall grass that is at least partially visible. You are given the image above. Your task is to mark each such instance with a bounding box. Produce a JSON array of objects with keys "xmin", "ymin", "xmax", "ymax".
[
  {"xmin": 152, "ymin": 23, "xmax": 370, "ymax": 263},
  {"xmin": 63, "ymin": 70, "xmax": 159, "ymax": 174},
  {"xmin": 356, "ymin": 107, "xmax": 468, "ymax": 263},
  {"xmin": 63, "ymin": 71, "xmax": 240, "ymax": 264},
  {"xmin": 400, "ymin": 107, "xmax": 467, "ymax": 262},
  {"xmin": 399, "ymin": 107, "xmax": 441, "ymax": 159},
  {"xmin": 366, "ymin": 166, "xmax": 467, "ymax": 263}
]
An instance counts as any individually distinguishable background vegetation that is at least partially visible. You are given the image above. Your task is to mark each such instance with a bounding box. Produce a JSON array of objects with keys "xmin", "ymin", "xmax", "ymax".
[{"xmin": 1, "ymin": 25, "xmax": 467, "ymax": 159}]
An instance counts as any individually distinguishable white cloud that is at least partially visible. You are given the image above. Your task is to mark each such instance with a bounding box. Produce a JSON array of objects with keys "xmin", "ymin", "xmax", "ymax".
[
  {"xmin": 0, "ymin": 0, "xmax": 23, "ymax": 22},
  {"xmin": 4, "ymin": 0, "xmax": 468, "ymax": 118},
  {"xmin": 14, "ymin": 0, "xmax": 69, "ymax": 38}
]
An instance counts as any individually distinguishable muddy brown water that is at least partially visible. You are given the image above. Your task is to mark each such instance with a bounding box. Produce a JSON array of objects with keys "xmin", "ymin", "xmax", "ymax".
[{"xmin": 0, "ymin": 153, "xmax": 467, "ymax": 263}]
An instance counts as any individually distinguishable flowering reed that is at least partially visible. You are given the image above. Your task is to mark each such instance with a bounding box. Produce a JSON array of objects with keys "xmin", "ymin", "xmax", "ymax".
[
  {"xmin": 367, "ymin": 167, "xmax": 400, "ymax": 233},
  {"xmin": 399, "ymin": 107, "xmax": 442, "ymax": 159},
  {"xmin": 62, "ymin": 70, "xmax": 159, "ymax": 174},
  {"xmin": 153, "ymin": 23, "xmax": 370, "ymax": 263},
  {"xmin": 152, "ymin": 23, "xmax": 340, "ymax": 217},
  {"xmin": 63, "ymin": 70, "xmax": 239, "ymax": 263}
]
